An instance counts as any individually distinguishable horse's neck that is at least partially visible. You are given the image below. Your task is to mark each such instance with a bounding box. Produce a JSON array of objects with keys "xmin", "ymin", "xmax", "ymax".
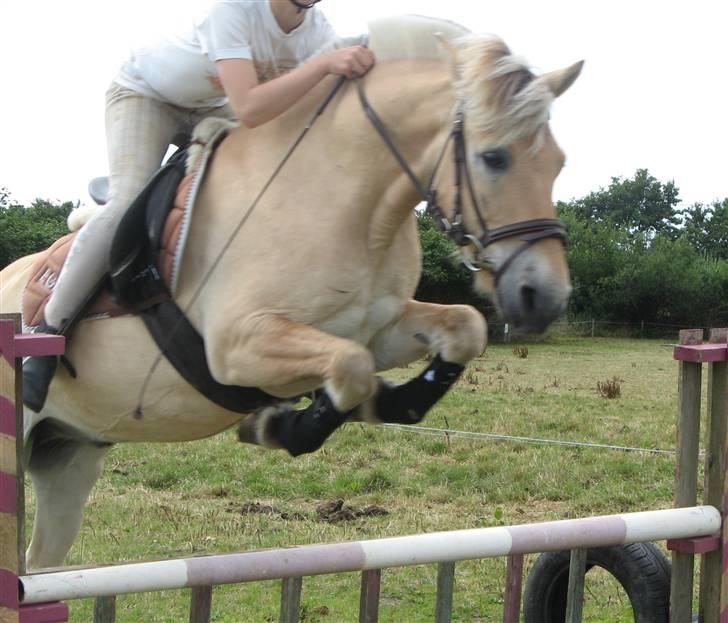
[{"xmin": 345, "ymin": 60, "xmax": 454, "ymax": 249}]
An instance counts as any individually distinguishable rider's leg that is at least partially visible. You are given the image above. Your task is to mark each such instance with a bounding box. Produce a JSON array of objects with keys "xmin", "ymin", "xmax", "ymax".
[{"xmin": 23, "ymin": 84, "xmax": 182, "ymax": 412}]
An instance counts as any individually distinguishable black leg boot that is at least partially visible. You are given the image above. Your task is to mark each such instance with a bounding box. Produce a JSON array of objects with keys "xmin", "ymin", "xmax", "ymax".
[{"xmin": 22, "ymin": 321, "xmax": 60, "ymax": 413}]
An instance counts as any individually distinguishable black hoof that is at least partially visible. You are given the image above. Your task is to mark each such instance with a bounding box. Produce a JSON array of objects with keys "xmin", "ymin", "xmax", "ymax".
[{"xmin": 373, "ymin": 355, "xmax": 464, "ymax": 424}]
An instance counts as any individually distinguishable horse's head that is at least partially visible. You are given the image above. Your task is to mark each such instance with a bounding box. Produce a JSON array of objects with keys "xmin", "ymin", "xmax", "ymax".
[{"xmin": 441, "ymin": 35, "xmax": 582, "ymax": 334}]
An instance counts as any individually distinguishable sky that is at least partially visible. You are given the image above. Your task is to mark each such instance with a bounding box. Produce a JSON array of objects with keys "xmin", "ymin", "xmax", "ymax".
[{"xmin": 1, "ymin": 1, "xmax": 726, "ymax": 209}]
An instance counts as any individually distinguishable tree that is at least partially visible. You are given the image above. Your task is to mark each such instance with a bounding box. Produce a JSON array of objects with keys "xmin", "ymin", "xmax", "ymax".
[
  {"xmin": 415, "ymin": 211, "xmax": 473, "ymax": 304},
  {"xmin": 680, "ymin": 198, "xmax": 728, "ymax": 259},
  {"xmin": 571, "ymin": 169, "xmax": 681, "ymax": 236},
  {"xmin": 0, "ymin": 190, "xmax": 73, "ymax": 269}
]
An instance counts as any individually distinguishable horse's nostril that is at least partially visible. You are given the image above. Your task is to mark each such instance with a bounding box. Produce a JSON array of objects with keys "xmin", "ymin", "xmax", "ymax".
[{"xmin": 521, "ymin": 285, "xmax": 537, "ymax": 313}]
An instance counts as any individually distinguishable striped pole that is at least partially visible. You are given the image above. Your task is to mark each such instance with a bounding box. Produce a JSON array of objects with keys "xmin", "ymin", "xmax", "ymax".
[
  {"xmin": 0, "ymin": 315, "xmax": 66, "ymax": 623},
  {"xmin": 20, "ymin": 506, "xmax": 720, "ymax": 605}
]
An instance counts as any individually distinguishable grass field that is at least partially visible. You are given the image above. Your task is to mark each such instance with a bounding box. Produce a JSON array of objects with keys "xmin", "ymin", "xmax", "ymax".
[{"xmin": 25, "ymin": 335, "xmax": 700, "ymax": 622}]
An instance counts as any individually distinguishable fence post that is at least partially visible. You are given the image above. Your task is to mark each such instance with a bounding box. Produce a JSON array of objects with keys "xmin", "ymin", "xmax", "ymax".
[
  {"xmin": 93, "ymin": 596, "xmax": 116, "ymax": 623},
  {"xmin": 502, "ymin": 554, "xmax": 523, "ymax": 623},
  {"xmin": 359, "ymin": 569, "xmax": 381, "ymax": 623},
  {"xmin": 0, "ymin": 316, "xmax": 21, "ymax": 623},
  {"xmin": 1, "ymin": 314, "xmax": 67, "ymax": 623},
  {"xmin": 591, "ymin": 319, "xmax": 595, "ymax": 338},
  {"xmin": 670, "ymin": 328, "xmax": 704, "ymax": 622},
  {"xmin": 434, "ymin": 561, "xmax": 455, "ymax": 623},
  {"xmin": 698, "ymin": 328, "xmax": 728, "ymax": 622},
  {"xmin": 279, "ymin": 577, "xmax": 302, "ymax": 623},
  {"xmin": 565, "ymin": 548, "xmax": 587, "ymax": 623},
  {"xmin": 189, "ymin": 585, "xmax": 212, "ymax": 623}
]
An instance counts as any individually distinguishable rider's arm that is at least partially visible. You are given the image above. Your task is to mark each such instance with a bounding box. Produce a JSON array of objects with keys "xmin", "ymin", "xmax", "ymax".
[{"xmin": 217, "ymin": 46, "xmax": 374, "ymax": 129}]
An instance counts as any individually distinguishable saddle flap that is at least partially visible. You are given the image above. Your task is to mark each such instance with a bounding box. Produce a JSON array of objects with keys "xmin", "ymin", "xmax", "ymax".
[{"xmin": 22, "ymin": 235, "xmax": 125, "ymax": 328}]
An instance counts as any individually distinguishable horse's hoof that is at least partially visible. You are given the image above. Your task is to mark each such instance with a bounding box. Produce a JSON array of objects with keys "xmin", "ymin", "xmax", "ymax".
[{"xmin": 237, "ymin": 405, "xmax": 291, "ymax": 449}]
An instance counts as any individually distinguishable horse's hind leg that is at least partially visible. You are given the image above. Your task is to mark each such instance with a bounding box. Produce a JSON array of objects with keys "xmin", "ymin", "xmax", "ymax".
[{"xmin": 25, "ymin": 419, "xmax": 111, "ymax": 570}]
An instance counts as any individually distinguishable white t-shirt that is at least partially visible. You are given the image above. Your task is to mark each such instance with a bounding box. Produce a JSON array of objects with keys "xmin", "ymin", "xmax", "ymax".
[{"xmin": 115, "ymin": 1, "xmax": 340, "ymax": 109}]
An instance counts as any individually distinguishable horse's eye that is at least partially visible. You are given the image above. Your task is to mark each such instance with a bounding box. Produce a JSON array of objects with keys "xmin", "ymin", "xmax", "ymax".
[{"xmin": 481, "ymin": 149, "xmax": 510, "ymax": 172}]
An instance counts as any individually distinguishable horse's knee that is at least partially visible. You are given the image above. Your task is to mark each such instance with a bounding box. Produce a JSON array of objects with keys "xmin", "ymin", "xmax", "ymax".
[
  {"xmin": 326, "ymin": 344, "xmax": 377, "ymax": 412},
  {"xmin": 438, "ymin": 305, "xmax": 487, "ymax": 364}
]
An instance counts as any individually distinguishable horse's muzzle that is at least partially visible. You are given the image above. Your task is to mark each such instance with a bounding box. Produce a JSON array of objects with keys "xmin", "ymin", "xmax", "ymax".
[{"xmin": 495, "ymin": 262, "xmax": 571, "ymax": 335}]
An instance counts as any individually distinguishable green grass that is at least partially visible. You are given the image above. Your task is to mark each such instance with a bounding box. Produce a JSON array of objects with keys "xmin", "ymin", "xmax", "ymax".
[{"xmin": 24, "ymin": 336, "xmax": 700, "ymax": 621}]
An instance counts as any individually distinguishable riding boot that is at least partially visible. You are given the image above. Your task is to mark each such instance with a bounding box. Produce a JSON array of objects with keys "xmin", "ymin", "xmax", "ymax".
[{"xmin": 22, "ymin": 321, "xmax": 61, "ymax": 413}]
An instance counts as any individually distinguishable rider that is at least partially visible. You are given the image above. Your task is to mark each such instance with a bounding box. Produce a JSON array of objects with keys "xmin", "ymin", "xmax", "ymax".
[{"xmin": 22, "ymin": 0, "xmax": 375, "ymax": 412}]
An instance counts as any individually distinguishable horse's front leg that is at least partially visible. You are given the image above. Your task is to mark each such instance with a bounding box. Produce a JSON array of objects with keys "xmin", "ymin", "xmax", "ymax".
[
  {"xmin": 355, "ymin": 300, "xmax": 487, "ymax": 425},
  {"xmin": 210, "ymin": 315, "xmax": 377, "ymax": 456}
]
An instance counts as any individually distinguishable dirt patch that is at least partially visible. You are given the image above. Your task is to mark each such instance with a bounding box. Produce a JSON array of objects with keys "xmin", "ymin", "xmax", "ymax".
[
  {"xmin": 225, "ymin": 501, "xmax": 306, "ymax": 521},
  {"xmin": 225, "ymin": 499, "xmax": 389, "ymax": 523},
  {"xmin": 316, "ymin": 499, "xmax": 389, "ymax": 523}
]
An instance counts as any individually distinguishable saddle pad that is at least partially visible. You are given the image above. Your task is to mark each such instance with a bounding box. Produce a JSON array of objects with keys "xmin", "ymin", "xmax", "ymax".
[{"xmin": 22, "ymin": 164, "xmax": 203, "ymax": 329}]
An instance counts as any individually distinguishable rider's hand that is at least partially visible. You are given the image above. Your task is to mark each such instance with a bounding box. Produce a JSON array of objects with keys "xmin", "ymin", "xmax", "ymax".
[{"xmin": 320, "ymin": 46, "xmax": 375, "ymax": 79}]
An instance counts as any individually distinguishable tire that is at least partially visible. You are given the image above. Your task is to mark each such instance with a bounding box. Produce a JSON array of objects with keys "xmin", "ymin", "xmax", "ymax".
[{"xmin": 522, "ymin": 543, "xmax": 671, "ymax": 623}]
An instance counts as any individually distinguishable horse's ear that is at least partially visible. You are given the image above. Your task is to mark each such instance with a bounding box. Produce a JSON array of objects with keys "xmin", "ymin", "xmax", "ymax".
[
  {"xmin": 540, "ymin": 60, "xmax": 585, "ymax": 98},
  {"xmin": 434, "ymin": 32, "xmax": 462, "ymax": 79}
]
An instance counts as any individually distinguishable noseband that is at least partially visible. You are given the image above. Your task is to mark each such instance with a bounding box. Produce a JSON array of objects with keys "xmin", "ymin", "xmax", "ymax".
[{"xmin": 355, "ymin": 81, "xmax": 567, "ymax": 285}]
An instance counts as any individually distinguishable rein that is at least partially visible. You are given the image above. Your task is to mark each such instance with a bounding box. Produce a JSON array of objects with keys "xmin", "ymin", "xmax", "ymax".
[
  {"xmin": 354, "ymin": 79, "xmax": 567, "ymax": 284},
  {"xmin": 136, "ymin": 76, "xmax": 347, "ymax": 413}
]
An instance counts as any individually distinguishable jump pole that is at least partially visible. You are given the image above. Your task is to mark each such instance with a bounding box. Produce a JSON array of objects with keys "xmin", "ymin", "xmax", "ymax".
[
  {"xmin": 18, "ymin": 506, "xmax": 721, "ymax": 604},
  {"xmin": 0, "ymin": 314, "xmax": 66, "ymax": 623}
]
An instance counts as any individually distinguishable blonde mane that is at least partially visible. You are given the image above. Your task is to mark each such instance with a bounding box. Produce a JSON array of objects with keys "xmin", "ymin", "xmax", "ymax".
[
  {"xmin": 367, "ymin": 15, "xmax": 470, "ymax": 61},
  {"xmin": 367, "ymin": 15, "xmax": 553, "ymax": 147}
]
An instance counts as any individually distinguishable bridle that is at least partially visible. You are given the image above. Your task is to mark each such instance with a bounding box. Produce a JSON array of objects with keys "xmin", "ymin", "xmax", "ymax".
[{"xmin": 355, "ymin": 80, "xmax": 567, "ymax": 285}]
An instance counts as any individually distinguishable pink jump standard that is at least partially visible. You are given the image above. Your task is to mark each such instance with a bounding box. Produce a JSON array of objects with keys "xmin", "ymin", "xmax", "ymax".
[
  {"xmin": 0, "ymin": 315, "xmax": 65, "ymax": 623},
  {"xmin": 668, "ymin": 328, "xmax": 728, "ymax": 623}
]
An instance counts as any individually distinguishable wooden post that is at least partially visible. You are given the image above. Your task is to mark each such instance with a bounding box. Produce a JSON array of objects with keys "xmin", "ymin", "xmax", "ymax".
[
  {"xmin": 502, "ymin": 554, "xmax": 523, "ymax": 623},
  {"xmin": 565, "ymin": 548, "xmax": 587, "ymax": 623},
  {"xmin": 0, "ymin": 314, "xmax": 67, "ymax": 623},
  {"xmin": 434, "ymin": 562, "xmax": 455, "ymax": 623},
  {"xmin": 279, "ymin": 577, "xmax": 302, "ymax": 623},
  {"xmin": 0, "ymin": 316, "xmax": 21, "ymax": 623},
  {"xmin": 699, "ymin": 329, "xmax": 728, "ymax": 622},
  {"xmin": 92, "ymin": 596, "xmax": 116, "ymax": 623},
  {"xmin": 189, "ymin": 586, "xmax": 212, "ymax": 623},
  {"xmin": 671, "ymin": 328, "xmax": 705, "ymax": 622},
  {"xmin": 359, "ymin": 569, "xmax": 380, "ymax": 623}
]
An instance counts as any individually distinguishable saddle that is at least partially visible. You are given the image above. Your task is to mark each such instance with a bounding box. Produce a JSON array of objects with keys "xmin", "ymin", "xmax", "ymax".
[
  {"xmin": 22, "ymin": 122, "xmax": 276, "ymax": 413},
  {"xmin": 23, "ymin": 148, "xmax": 190, "ymax": 326}
]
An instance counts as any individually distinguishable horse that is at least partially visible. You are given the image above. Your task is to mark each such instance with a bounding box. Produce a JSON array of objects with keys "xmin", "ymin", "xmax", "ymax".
[{"xmin": 0, "ymin": 15, "xmax": 581, "ymax": 570}]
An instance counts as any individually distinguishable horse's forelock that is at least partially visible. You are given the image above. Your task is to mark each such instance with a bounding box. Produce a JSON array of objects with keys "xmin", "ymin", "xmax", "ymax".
[
  {"xmin": 367, "ymin": 17, "xmax": 554, "ymax": 148},
  {"xmin": 454, "ymin": 37, "xmax": 554, "ymax": 147}
]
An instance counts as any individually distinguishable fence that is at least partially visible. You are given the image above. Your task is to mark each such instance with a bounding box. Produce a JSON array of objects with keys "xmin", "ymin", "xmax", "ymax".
[
  {"xmin": 2, "ymin": 316, "xmax": 728, "ymax": 622},
  {"xmin": 494, "ymin": 319, "xmax": 717, "ymax": 342}
]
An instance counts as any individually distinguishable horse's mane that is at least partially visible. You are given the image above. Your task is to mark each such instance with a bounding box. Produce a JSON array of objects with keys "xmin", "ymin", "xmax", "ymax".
[
  {"xmin": 367, "ymin": 15, "xmax": 470, "ymax": 61},
  {"xmin": 368, "ymin": 15, "xmax": 554, "ymax": 147}
]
